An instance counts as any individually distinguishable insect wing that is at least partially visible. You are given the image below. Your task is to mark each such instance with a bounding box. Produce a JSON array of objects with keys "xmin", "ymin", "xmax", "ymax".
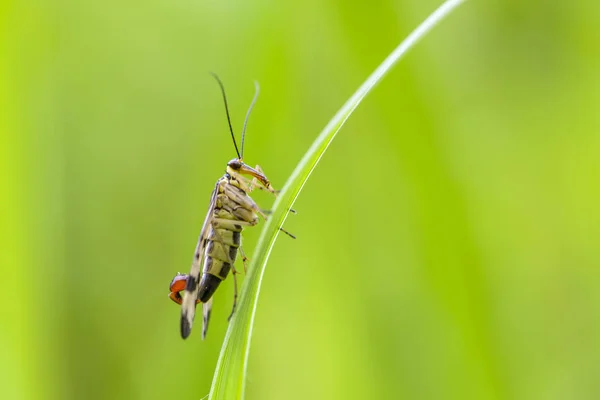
[
  {"xmin": 202, "ymin": 297, "xmax": 213, "ymax": 340},
  {"xmin": 180, "ymin": 180, "xmax": 220, "ymax": 339}
]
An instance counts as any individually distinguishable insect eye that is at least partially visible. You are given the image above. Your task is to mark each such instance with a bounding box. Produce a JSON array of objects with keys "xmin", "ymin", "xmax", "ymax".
[{"xmin": 227, "ymin": 159, "xmax": 242, "ymax": 170}]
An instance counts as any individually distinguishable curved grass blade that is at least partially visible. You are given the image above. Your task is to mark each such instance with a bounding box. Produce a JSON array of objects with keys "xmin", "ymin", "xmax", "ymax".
[{"xmin": 208, "ymin": 0, "xmax": 468, "ymax": 398}]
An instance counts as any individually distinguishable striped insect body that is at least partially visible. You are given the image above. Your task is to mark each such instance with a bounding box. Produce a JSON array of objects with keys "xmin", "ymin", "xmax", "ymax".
[{"xmin": 168, "ymin": 74, "xmax": 291, "ymax": 340}]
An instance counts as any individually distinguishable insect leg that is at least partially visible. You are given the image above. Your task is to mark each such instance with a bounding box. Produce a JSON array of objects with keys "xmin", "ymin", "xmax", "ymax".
[
  {"xmin": 250, "ymin": 164, "xmax": 277, "ymax": 195},
  {"xmin": 221, "ymin": 187, "xmax": 296, "ymax": 237},
  {"xmin": 240, "ymin": 176, "xmax": 298, "ymax": 216},
  {"xmin": 279, "ymin": 227, "xmax": 296, "ymax": 239},
  {"xmin": 239, "ymin": 246, "xmax": 249, "ymax": 273},
  {"xmin": 247, "ymin": 167, "xmax": 299, "ymax": 217},
  {"xmin": 230, "ymin": 166, "xmax": 277, "ymax": 196},
  {"xmin": 212, "ymin": 218, "xmax": 256, "ymax": 228},
  {"xmin": 238, "ymin": 166, "xmax": 298, "ymax": 219},
  {"xmin": 222, "ymin": 185, "xmax": 270, "ymax": 220},
  {"xmin": 227, "ymin": 265, "xmax": 239, "ymax": 321},
  {"xmin": 246, "ymin": 178, "xmax": 270, "ymax": 194},
  {"xmin": 231, "ymin": 173, "xmax": 266, "ymax": 195},
  {"xmin": 256, "ymin": 213, "xmax": 295, "ymax": 238},
  {"xmin": 252, "ymin": 167, "xmax": 298, "ymax": 237},
  {"xmin": 216, "ymin": 216, "xmax": 294, "ymax": 239}
]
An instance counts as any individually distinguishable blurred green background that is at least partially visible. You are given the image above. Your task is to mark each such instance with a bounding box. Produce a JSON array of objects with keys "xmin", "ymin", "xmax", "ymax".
[{"xmin": 2, "ymin": 0, "xmax": 599, "ymax": 399}]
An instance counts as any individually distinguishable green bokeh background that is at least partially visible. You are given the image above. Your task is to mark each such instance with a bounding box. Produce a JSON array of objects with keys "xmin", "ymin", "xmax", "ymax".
[{"xmin": 2, "ymin": 1, "xmax": 599, "ymax": 399}]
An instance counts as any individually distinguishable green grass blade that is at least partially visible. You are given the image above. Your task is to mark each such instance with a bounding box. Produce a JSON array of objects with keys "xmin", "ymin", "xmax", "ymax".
[{"xmin": 208, "ymin": 1, "xmax": 467, "ymax": 398}]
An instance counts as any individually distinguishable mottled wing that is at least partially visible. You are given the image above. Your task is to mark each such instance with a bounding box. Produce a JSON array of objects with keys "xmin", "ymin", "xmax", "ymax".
[
  {"xmin": 202, "ymin": 297, "xmax": 213, "ymax": 340},
  {"xmin": 180, "ymin": 180, "xmax": 220, "ymax": 339}
]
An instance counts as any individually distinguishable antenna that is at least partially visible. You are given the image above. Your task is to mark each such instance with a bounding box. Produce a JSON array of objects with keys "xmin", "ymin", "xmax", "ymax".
[
  {"xmin": 240, "ymin": 81, "xmax": 260, "ymax": 159},
  {"xmin": 210, "ymin": 72, "xmax": 241, "ymax": 160}
]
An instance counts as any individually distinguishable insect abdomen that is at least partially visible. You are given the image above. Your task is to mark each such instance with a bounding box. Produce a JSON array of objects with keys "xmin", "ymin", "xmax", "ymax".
[
  {"xmin": 197, "ymin": 178, "xmax": 259, "ymax": 304},
  {"xmin": 198, "ymin": 226, "xmax": 241, "ymax": 302},
  {"xmin": 198, "ymin": 273, "xmax": 221, "ymax": 302}
]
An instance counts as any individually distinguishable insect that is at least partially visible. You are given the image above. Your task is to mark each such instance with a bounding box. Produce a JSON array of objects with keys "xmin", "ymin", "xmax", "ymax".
[{"xmin": 168, "ymin": 73, "xmax": 293, "ymax": 340}]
